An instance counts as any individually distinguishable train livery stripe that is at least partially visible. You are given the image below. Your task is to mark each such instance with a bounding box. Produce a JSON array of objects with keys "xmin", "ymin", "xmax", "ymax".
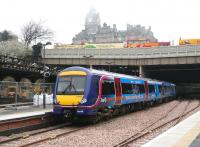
[
  {"xmin": 56, "ymin": 95, "xmax": 83, "ymax": 105},
  {"xmin": 59, "ymin": 71, "xmax": 87, "ymax": 76}
]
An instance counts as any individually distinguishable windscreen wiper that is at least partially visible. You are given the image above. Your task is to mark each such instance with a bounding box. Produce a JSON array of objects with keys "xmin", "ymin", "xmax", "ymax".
[{"xmin": 63, "ymin": 82, "xmax": 77, "ymax": 94}]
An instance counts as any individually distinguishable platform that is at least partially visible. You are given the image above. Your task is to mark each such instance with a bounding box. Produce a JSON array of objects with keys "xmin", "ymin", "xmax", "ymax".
[
  {"xmin": 0, "ymin": 105, "xmax": 53, "ymax": 122},
  {"xmin": 143, "ymin": 111, "xmax": 200, "ymax": 147}
]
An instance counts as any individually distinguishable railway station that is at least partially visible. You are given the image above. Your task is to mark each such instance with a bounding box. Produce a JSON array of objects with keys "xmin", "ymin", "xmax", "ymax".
[{"xmin": 1, "ymin": 1, "xmax": 200, "ymax": 146}]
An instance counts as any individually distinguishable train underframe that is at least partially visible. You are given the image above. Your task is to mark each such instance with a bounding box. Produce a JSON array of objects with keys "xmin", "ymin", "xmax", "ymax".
[{"xmin": 54, "ymin": 96, "xmax": 175, "ymax": 124}]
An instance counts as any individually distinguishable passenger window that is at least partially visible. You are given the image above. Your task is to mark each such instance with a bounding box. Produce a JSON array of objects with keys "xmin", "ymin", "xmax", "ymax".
[
  {"xmin": 138, "ymin": 84, "xmax": 145, "ymax": 94},
  {"xmin": 158, "ymin": 85, "xmax": 162, "ymax": 93},
  {"xmin": 132, "ymin": 84, "xmax": 139, "ymax": 94},
  {"xmin": 148, "ymin": 85, "xmax": 155, "ymax": 93},
  {"xmin": 122, "ymin": 83, "xmax": 132, "ymax": 94},
  {"xmin": 102, "ymin": 80, "xmax": 115, "ymax": 95}
]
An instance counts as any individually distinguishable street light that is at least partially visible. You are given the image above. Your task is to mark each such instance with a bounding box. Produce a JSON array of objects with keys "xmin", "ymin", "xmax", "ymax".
[
  {"xmin": 43, "ymin": 42, "xmax": 52, "ymax": 58},
  {"xmin": 105, "ymin": 61, "xmax": 113, "ymax": 72},
  {"xmin": 83, "ymin": 55, "xmax": 93, "ymax": 69},
  {"xmin": 119, "ymin": 66, "xmax": 127, "ymax": 74},
  {"xmin": 42, "ymin": 42, "xmax": 51, "ymax": 109}
]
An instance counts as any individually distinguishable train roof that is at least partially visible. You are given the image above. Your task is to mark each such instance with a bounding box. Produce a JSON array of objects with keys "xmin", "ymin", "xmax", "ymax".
[
  {"xmin": 62, "ymin": 66, "xmax": 140, "ymax": 80},
  {"xmin": 61, "ymin": 66, "xmax": 175, "ymax": 85}
]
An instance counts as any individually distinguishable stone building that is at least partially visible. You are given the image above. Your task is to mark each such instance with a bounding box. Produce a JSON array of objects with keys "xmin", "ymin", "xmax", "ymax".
[{"xmin": 72, "ymin": 8, "xmax": 157, "ymax": 44}]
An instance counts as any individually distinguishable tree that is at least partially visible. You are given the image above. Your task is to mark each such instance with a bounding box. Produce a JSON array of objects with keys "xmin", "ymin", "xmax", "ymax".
[
  {"xmin": 0, "ymin": 30, "xmax": 17, "ymax": 41},
  {"xmin": 32, "ymin": 42, "xmax": 43, "ymax": 60},
  {"xmin": 21, "ymin": 21, "xmax": 53, "ymax": 48}
]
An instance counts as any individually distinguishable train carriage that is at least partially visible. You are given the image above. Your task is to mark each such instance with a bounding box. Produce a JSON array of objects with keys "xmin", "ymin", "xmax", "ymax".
[{"xmin": 53, "ymin": 66, "xmax": 176, "ymax": 122}]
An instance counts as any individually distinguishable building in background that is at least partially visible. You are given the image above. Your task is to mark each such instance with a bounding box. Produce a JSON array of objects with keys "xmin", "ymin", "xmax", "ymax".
[{"xmin": 72, "ymin": 8, "xmax": 157, "ymax": 44}]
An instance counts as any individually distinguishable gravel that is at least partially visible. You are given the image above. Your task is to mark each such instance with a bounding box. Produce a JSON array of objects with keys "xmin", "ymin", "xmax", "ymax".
[{"xmin": 2, "ymin": 99, "xmax": 200, "ymax": 147}]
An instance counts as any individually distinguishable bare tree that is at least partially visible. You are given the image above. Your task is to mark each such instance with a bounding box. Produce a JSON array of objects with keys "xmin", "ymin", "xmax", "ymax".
[{"xmin": 21, "ymin": 21, "xmax": 53, "ymax": 48}]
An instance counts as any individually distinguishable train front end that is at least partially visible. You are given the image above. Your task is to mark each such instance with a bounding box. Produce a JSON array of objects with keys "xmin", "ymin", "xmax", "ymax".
[{"xmin": 53, "ymin": 68, "xmax": 91, "ymax": 118}]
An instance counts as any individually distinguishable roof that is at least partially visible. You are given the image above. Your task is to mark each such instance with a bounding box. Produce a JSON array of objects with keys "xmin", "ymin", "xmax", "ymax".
[{"xmin": 61, "ymin": 66, "xmax": 175, "ymax": 85}]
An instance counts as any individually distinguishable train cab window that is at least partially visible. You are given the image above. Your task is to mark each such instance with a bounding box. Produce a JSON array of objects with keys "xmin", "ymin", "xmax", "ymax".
[
  {"xmin": 102, "ymin": 80, "xmax": 115, "ymax": 95},
  {"xmin": 148, "ymin": 85, "xmax": 155, "ymax": 93},
  {"xmin": 57, "ymin": 76, "xmax": 86, "ymax": 95}
]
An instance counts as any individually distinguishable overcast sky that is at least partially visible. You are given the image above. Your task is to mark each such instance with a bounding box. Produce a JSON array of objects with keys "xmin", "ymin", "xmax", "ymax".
[{"xmin": 0, "ymin": 0, "xmax": 199, "ymax": 44}]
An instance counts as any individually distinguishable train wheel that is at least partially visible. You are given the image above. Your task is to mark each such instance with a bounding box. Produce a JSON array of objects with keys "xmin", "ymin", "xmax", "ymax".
[
  {"xmin": 120, "ymin": 106, "xmax": 126, "ymax": 115},
  {"xmin": 130, "ymin": 104, "xmax": 135, "ymax": 112},
  {"xmin": 89, "ymin": 114, "xmax": 101, "ymax": 124},
  {"xmin": 126, "ymin": 105, "xmax": 131, "ymax": 113},
  {"xmin": 113, "ymin": 108, "xmax": 120, "ymax": 116}
]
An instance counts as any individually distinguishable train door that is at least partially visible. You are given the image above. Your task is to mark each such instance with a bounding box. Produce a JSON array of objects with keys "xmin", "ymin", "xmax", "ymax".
[
  {"xmin": 114, "ymin": 78, "xmax": 122, "ymax": 105},
  {"xmin": 99, "ymin": 76, "xmax": 115, "ymax": 106},
  {"xmin": 144, "ymin": 81, "xmax": 149, "ymax": 101}
]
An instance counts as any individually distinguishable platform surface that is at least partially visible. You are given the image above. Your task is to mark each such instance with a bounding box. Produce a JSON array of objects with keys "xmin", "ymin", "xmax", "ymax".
[
  {"xmin": 143, "ymin": 111, "xmax": 200, "ymax": 147},
  {"xmin": 0, "ymin": 105, "xmax": 53, "ymax": 122}
]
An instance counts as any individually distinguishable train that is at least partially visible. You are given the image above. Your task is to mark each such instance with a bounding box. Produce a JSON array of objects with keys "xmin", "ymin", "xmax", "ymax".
[
  {"xmin": 126, "ymin": 39, "xmax": 170, "ymax": 48},
  {"xmin": 179, "ymin": 38, "xmax": 200, "ymax": 45},
  {"xmin": 53, "ymin": 66, "xmax": 176, "ymax": 123}
]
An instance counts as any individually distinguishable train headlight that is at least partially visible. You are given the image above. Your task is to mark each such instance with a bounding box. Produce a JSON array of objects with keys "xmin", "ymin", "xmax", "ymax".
[
  {"xmin": 53, "ymin": 97, "xmax": 58, "ymax": 104},
  {"xmin": 80, "ymin": 98, "xmax": 87, "ymax": 104}
]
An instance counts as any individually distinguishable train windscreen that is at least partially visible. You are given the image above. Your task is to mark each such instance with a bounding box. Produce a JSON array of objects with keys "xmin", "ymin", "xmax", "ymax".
[{"xmin": 57, "ymin": 76, "xmax": 86, "ymax": 95}]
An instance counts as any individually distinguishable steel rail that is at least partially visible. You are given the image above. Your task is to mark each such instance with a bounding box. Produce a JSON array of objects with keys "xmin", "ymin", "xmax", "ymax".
[
  {"xmin": 19, "ymin": 125, "xmax": 85, "ymax": 147},
  {"xmin": 0, "ymin": 123, "xmax": 71, "ymax": 145},
  {"xmin": 114, "ymin": 100, "xmax": 200, "ymax": 147}
]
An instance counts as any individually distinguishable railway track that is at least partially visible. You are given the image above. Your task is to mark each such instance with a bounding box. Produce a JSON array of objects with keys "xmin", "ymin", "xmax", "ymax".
[
  {"xmin": 19, "ymin": 126, "xmax": 85, "ymax": 147},
  {"xmin": 114, "ymin": 100, "xmax": 200, "ymax": 147},
  {"xmin": 0, "ymin": 123, "xmax": 72, "ymax": 145},
  {"xmin": 2, "ymin": 100, "xmax": 197, "ymax": 147},
  {"xmin": 2, "ymin": 100, "xmax": 181, "ymax": 147}
]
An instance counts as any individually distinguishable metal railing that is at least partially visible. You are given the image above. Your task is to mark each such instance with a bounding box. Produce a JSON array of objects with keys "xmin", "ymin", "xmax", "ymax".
[
  {"xmin": 44, "ymin": 45, "xmax": 200, "ymax": 59},
  {"xmin": 0, "ymin": 81, "xmax": 55, "ymax": 107},
  {"xmin": 0, "ymin": 54, "xmax": 58, "ymax": 75}
]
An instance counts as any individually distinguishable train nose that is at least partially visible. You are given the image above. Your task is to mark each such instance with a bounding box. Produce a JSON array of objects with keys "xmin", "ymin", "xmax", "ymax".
[{"xmin": 56, "ymin": 95, "xmax": 84, "ymax": 105}]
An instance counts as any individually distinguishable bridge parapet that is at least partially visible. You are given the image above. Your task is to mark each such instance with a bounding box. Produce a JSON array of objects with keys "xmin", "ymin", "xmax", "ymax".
[{"xmin": 44, "ymin": 45, "xmax": 200, "ymax": 59}]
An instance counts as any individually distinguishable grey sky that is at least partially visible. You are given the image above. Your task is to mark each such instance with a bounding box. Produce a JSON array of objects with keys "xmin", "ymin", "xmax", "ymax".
[{"xmin": 0, "ymin": 0, "xmax": 199, "ymax": 44}]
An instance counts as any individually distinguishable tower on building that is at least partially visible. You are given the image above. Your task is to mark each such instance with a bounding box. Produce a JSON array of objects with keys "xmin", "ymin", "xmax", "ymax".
[{"xmin": 85, "ymin": 8, "xmax": 101, "ymax": 35}]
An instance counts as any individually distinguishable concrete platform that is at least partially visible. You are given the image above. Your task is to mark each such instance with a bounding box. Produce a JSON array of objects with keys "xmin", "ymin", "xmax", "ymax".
[
  {"xmin": 0, "ymin": 105, "xmax": 53, "ymax": 122},
  {"xmin": 143, "ymin": 111, "xmax": 200, "ymax": 147}
]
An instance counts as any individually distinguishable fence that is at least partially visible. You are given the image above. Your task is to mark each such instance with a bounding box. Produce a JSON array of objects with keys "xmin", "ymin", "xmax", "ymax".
[{"xmin": 0, "ymin": 81, "xmax": 55, "ymax": 107}]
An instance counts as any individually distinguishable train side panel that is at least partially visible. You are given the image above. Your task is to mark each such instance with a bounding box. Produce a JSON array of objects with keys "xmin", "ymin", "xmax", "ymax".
[
  {"xmin": 53, "ymin": 66, "xmax": 176, "ymax": 122},
  {"xmin": 120, "ymin": 78, "xmax": 146, "ymax": 104}
]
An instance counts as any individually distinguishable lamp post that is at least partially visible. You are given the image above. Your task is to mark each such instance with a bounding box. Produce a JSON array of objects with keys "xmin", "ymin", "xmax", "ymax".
[
  {"xmin": 83, "ymin": 55, "xmax": 93, "ymax": 69},
  {"xmin": 119, "ymin": 66, "xmax": 127, "ymax": 74},
  {"xmin": 42, "ymin": 42, "xmax": 51, "ymax": 109},
  {"xmin": 105, "ymin": 61, "xmax": 113, "ymax": 72},
  {"xmin": 43, "ymin": 42, "xmax": 51, "ymax": 59}
]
